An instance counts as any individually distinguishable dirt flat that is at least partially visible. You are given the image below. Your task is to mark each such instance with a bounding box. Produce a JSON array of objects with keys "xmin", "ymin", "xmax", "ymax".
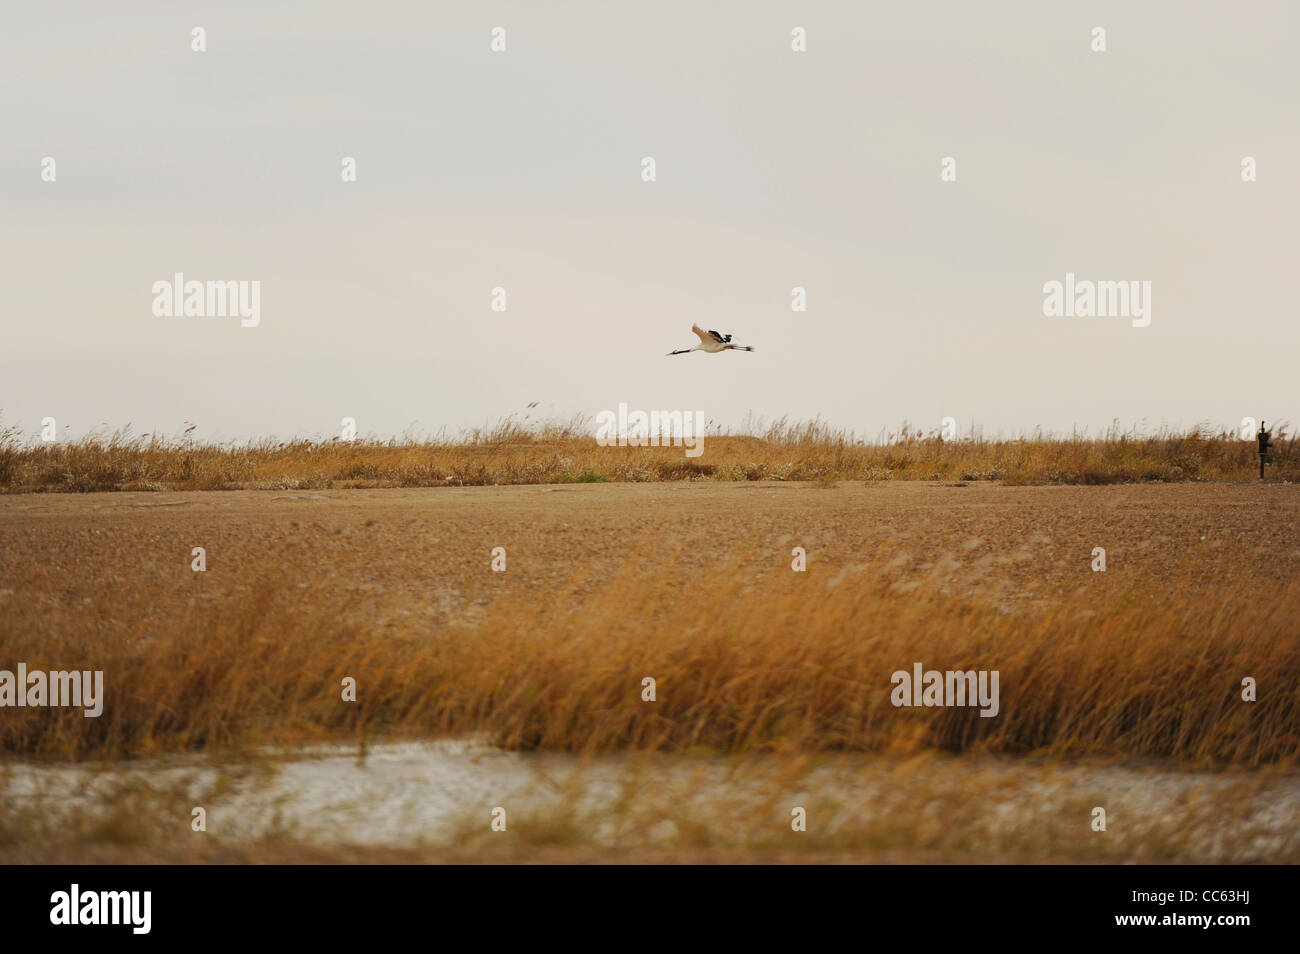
[{"xmin": 1, "ymin": 482, "xmax": 1296, "ymax": 625}]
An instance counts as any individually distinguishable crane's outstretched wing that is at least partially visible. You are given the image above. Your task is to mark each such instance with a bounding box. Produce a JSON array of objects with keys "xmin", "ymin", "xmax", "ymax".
[{"xmin": 692, "ymin": 324, "xmax": 728, "ymax": 344}]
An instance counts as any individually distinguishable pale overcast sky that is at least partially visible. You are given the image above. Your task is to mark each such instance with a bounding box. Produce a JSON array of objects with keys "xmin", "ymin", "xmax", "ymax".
[{"xmin": 2, "ymin": 1, "xmax": 1297, "ymax": 442}]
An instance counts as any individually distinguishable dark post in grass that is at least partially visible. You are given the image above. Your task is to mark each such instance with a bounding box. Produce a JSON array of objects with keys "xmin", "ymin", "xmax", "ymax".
[{"xmin": 1257, "ymin": 421, "xmax": 1273, "ymax": 479}]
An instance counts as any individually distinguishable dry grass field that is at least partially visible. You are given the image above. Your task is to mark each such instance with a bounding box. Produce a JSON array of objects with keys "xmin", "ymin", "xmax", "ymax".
[
  {"xmin": 1, "ymin": 475, "xmax": 1297, "ymax": 863},
  {"xmin": 1, "ymin": 418, "xmax": 1296, "ymax": 492}
]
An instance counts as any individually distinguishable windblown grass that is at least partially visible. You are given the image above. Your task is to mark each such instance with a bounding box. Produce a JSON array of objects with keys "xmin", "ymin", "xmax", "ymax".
[
  {"xmin": 0, "ymin": 415, "xmax": 1294, "ymax": 491},
  {"xmin": 3, "ymin": 549, "xmax": 1295, "ymax": 767}
]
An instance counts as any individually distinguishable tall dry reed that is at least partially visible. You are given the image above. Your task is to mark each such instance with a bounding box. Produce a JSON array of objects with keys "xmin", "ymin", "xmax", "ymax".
[
  {"xmin": 0, "ymin": 416, "xmax": 1294, "ymax": 491},
  {"xmin": 2, "ymin": 551, "xmax": 1294, "ymax": 766}
]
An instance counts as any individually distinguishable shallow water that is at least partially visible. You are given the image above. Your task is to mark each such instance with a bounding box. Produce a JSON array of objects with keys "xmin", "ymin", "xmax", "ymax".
[{"xmin": 4, "ymin": 741, "xmax": 1298, "ymax": 861}]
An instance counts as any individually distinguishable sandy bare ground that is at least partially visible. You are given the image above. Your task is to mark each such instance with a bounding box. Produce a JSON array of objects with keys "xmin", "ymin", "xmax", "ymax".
[{"xmin": 1, "ymin": 481, "xmax": 1296, "ymax": 621}]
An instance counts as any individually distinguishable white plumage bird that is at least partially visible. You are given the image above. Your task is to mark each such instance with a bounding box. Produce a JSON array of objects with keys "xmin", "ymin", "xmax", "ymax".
[{"xmin": 668, "ymin": 324, "xmax": 755, "ymax": 356}]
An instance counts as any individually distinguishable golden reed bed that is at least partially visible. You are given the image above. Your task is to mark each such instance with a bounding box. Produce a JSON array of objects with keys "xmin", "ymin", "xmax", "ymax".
[
  {"xmin": 1, "ymin": 417, "xmax": 1295, "ymax": 491},
  {"xmin": 3, "ymin": 552, "xmax": 1295, "ymax": 767}
]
